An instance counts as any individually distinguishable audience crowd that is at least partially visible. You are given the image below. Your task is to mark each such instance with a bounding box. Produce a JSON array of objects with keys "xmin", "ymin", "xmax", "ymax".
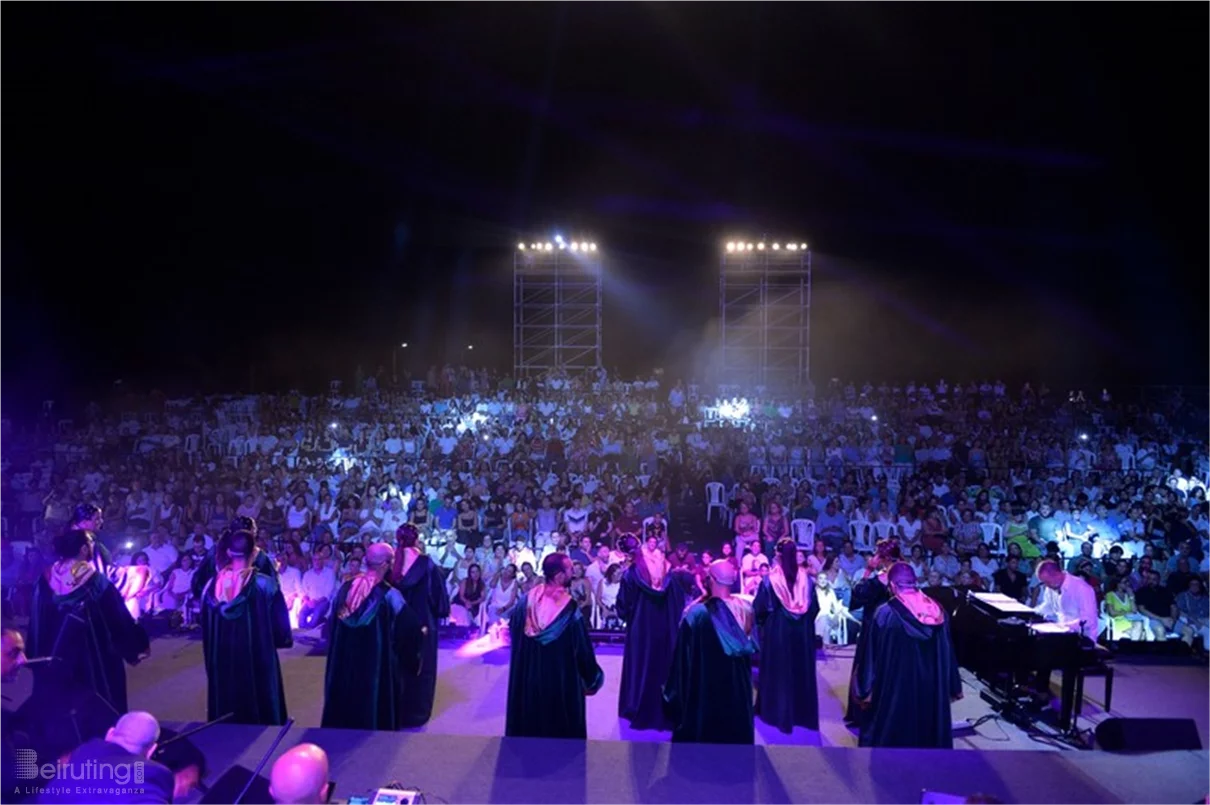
[{"xmin": 2, "ymin": 369, "xmax": 1206, "ymax": 653}]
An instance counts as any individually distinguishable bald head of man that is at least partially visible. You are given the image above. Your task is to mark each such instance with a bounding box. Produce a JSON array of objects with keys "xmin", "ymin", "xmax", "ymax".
[
  {"xmin": 270, "ymin": 743, "xmax": 330, "ymax": 805},
  {"xmin": 106, "ymin": 711, "xmax": 160, "ymax": 759}
]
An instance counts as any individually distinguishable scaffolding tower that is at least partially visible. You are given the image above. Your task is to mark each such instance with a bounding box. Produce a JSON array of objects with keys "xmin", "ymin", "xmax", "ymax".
[
  {"xmin": 513, "ymin": 241, "xmax": 603, "ymax": 377},
  {"xmin": 719, "ymin": 240, "xmax": 812, "ymax": 392}
]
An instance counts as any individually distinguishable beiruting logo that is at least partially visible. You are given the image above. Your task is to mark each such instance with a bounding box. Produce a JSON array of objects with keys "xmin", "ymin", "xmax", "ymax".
[{"xmin": 13, "ymin": 749, "xmax": 145, "ymax": 785}]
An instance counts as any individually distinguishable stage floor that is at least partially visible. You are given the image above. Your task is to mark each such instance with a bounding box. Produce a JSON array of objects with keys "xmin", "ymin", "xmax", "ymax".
[
  {"xmin": 163, "ymin": 723, "xmax": 1209, "ymax": 804},
  {"xmin": 119, "ymin": 630, "xmax": 1210, "ymax": 752}
]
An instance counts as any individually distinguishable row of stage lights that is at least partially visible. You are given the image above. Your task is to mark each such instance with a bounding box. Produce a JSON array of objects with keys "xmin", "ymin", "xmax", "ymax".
[
  {"xmin": 726, "ymin": 241, "xmax": 809, "ymax": 252},
  {"xmin": 518, "ymin": 235, "xmax": 597, "ymax": 252}
]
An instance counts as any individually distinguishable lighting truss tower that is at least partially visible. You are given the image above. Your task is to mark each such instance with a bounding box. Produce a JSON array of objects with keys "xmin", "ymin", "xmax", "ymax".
[
  {"xmin": 719, "ymin": 239, "xmax": 812, "ymax": 392},
  {"xmin": 513, "ymin": 239, "xmax": 603, "ymax": 377}
]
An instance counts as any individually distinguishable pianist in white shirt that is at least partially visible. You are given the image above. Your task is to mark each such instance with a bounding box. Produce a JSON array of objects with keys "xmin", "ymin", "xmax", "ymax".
[{"xmin": 1035, "ymin": 560, "xmax": 1099, "ymax": 642}]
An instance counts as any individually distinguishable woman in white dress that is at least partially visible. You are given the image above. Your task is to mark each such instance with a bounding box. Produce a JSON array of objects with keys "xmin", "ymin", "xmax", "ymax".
[{"xmin": 488, "ymin": 564, "xmax": 520, "ymax": 621}]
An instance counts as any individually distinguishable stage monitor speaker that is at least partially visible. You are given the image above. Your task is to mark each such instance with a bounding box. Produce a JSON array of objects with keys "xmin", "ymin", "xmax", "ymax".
[
  {"xmin": 199, "ymin": 765, "xmax": 272, "ymax": 804},
  {"xmin": 1094, "ymin": 717, "xmax": 1202, "ymax": 752}
]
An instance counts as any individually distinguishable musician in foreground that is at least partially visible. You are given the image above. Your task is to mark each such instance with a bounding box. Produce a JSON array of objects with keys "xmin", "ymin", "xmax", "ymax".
[{"xmin": 853, "ymin": 562, "xmax": 961, "ymax": 748}]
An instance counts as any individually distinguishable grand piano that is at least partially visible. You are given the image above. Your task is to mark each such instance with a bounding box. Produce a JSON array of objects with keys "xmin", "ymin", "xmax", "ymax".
[{"xmin": 945, "ymin": 590, "xmax": 1098, "ymax": 732}]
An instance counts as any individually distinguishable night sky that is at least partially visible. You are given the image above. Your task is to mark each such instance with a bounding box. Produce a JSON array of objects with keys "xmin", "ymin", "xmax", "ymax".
[{"xmin": 4, "ymin": 3, "xmax": 1206, "ymax": 413}]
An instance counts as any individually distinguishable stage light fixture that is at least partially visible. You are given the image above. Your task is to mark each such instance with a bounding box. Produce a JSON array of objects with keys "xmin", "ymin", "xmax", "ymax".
[
  {"xmin": 558, "ymin": 242, "xmax": 566, "ymax": 250},
  {"xmin": 772, "ymin": 243, "xmax": 780, "ymax": 250},
  {"xmin": 746, "ymin": 243, "xmax": 754, "ymax": 251},
  {"xmin": 787, "ymin": 244, "xmax": 798, "ymax": 251},
  {"xmin": 544, "ymin": 243, "xmax": 553, "ymax": 251},
  {"xmin": 800, "ymin": 243, "xmax": 808, "ymax": 250},
  {"xmin": 726, "ymin": 242, "xmax": 736, "ymax": 252},
  {"xmin": 517, "ymin": 243, "xmax": 525, "ymax": 250},
  {"xmin": 757, "ymin": 243, "xmax": 765, "ymax": 250},
  {"xmin": 589, "ymin": 243, "xmax": 597, "ymax": 251},
  {"xmin": 555, "ymin": 235, "xmax": 564, "ymax": 244},
  {"xmin": 570, "ymin": 242, "xmax": 579, "ymax": 251}
]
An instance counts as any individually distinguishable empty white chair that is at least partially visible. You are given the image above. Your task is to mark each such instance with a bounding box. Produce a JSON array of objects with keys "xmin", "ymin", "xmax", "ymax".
[
  {"xmin": 872, "ymin": 521, "xmax": 896, "ymax": 542},
  {"xmin": 705, "ymin": 482, "xmax": 728, "ymax": 523},
  {"xmin": 980, "ymin": 522, "xmax": 1005, "ymax": 554},
  {"xmin": 184, "ymin": 434, "xmax": 201, "ymax": 465},
  {"xmin": 791, "ymin": 519, "xmax": 815, "ymax": 552},
  {"xmin": 850, "ymin": 520, "xmax": 874, "ymax": 552},
  {"xmin": 840, "ymin": 495, "xmax": 857, "ymax": 515}
]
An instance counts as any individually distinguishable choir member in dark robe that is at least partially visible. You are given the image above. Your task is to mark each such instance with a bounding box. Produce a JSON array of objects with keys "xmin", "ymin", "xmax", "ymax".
[
  {"xmin": 505, "ymin": 553, "xmax": 604, "ymax": 739},
  {"xmin": 616, "ymin": 534, "xmax": 687, "ymax": 730},
  {"xmin": 201, "ymin": 526, "xmax": 293, "ymax": 725},
  {"xmin": 754, "ymin": 538, "xmax": 820, "ymax": 733},
  {"xmin": 392, "ymin": 524, "xmax": 451, "ymax": 727},
  {"xmin": 70, "ymin": 503, "xmax": 115, "ymax": 579},
  {"xmin": 854, "ymin": 562, "xmax": 962, "ymax": 748},
  {"xmin": 663, "ymin": 559, "xmax": 758, "ymax": 745},
  {"xmin": 845, "ymin": 538, "xmax": 901, "ymax": 726},
  {"xmin": 29, "ymin": 529, "xmax": 150, "ymax": 715},
  {"xmin": 191, "ymin": 517, "xmax": 278, "ymax": 599},
  {"xmin": 322, "ymin": 544, "xmax": 423, "ymax": 730}
]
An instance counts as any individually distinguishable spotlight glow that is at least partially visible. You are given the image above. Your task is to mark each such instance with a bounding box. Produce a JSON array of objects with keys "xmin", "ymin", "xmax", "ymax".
[
  {"xmin": 800, "ymin": 243, "xmax": 808, "ymax": 250},
  {"xmin": 757, "ymin": 243, "xmax": 765, "ymax": 250},
  {"xmin": 544, "ymin": 243, "xmax": 553, "ymax": 251},
  {"xmin": 589, "ymin": 243, "xmax": 597, "ymax": 251},
  {"xmin": 787, "ymin": 244, "xmax": 798, "ymax": 251},
  {"xmin": 772, "ymin": 243, "xmax": 780, "ymax": 250},
  {"xmin": 517, "ymin": 243, "xmax": 525, "ymax": 250},
  {"xmin": 570, "ymin": 242, "xmax": 579, "ymax": 251},
  {"xmin": 717, "ymin": 398, "xmax": 751, "ymax": 421},
  {"xmin": 726, "ymin": 242, "xmax": 736, "ymax": 252},
  {"xmin": 745, "ymin": 243, "xmax": 754, "ymax": 251}
]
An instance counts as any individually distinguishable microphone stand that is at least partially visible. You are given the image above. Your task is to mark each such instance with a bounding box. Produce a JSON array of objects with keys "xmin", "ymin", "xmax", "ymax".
[
  {"xmin": 234, "ymin": 718, "xmax": 294, "ymax": 805},
  {"xmin": 154, "ymin": 712, "xmax": 235, "ymax": 756}
]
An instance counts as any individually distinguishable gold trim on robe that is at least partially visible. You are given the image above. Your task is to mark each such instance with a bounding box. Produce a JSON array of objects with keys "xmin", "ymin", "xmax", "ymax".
[{"xmin": 769, "ymin": 564, "xmax": 810, "ymax": 616}]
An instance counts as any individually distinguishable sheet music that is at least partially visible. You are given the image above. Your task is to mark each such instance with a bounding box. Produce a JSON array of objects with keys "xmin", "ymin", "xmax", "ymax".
[
  {"xmin": 1029, "ymin": 622, "xmax": 1071, "ymax": 635},
  {"xmin": 971, "ymin": 592, "xmax": 1036, "ymax": 614}
]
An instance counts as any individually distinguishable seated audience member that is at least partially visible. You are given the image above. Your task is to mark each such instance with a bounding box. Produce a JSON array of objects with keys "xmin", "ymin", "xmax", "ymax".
[
  {"xmin": 269, "ymin": 743, "xmax": 331, "ymax": 805},
  {"xmin": 931, "ymin": 543, "xmax": 960, "ymax": 584},
  {"xmin": 1176, "ymin": 576, "xmax": 1209, "ymax": 655},
  {"xmin": 300, "ymin": 553, "xmax": 337, "ymax": 630},
  {"xmin": 1104, "ymin": 575, "xmax": 1145, "ymax": 641},
  {"xmin": 1135, "ymin": 570, "xmax": 1192, "ymax": 644},
  {"xmin": 814, "ymin": 501, "xmax": 848, "ymax": 553},
  {"xmin": 992, "ymin": 555, "xmax": 1029, "ymax": 602}
]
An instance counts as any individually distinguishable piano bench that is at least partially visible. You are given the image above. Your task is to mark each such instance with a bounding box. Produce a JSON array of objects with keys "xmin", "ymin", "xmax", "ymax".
[{"xmin": 1074, "ymin": 655, "xmax": 1114, "ymax": 717}]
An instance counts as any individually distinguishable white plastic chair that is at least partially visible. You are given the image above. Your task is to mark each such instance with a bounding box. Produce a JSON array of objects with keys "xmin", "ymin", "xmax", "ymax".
[
  {"xmin": 872, "ymin": 521, "xmax": 896, "ymax": 542},
  {"xmin": 850, "ymin": 520, "xmax": 874, "ymax": 552},
  {"xmin": 184, "ymin": 434, "xmax": 201, "ymax": 465},
  {"xmin": 791, "ymin": 519, "xmax": 815, "ymax": 552},
  {"xmin": 840, "ymin": 495, "xmax": 857, "ymax": 515},
  {"xmin": 980, "ymin": 522, "xmax": 1005, "ymax": 554},
  {"xmin": 705, "ymin": 482, "xmax": 728, "ymax": 523}
]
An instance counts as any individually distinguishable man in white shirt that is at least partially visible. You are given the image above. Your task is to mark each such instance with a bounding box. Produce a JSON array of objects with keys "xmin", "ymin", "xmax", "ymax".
[
  {"xmin": 1035, "ymin": 560, "xmax": 1099, "ymax": 642},
  {"xmin": 300, "ymin": 554, "xmax": 338, "ymax": 630},
  {"xmin": 143, "ymin": 528, "xmax": 179, "ymax": 577}
]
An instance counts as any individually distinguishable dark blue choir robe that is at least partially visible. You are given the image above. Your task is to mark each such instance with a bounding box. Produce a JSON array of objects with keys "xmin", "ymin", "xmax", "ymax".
[
  {"xmin": 663, "ymin": 596, "xmax": 758, "ymax": 744},
  {"xmin": 322, "ymin": 579, "xmax": 423, "ymax": 730},
  {"xmin": 394, "ymin": 554, "xmax": 450, "ymax": 727},
  {"xmin": 845, "ymin": 574, "xmax": 889, "ymax": 725},
  {"xmin": 753, "ymin": 570, "xmax": 820, "ymax": 733},
  {"xmin": 853, "ymin": 597, "xmax": 961, "ymax": 748},
  {"xmin": 29, "ymin": 564, "xmax": 148, "ymax": 716},
  {"xmin": 616, "ymin": 558, "xmax": 687, "ymax": 730},
  {"xmin": 505, "ymin": 589, "xmax": 604, "ymax": 739},
  {"xmin": 191, "ymin": 547, "xmax": 278, "ymax": 598},
  {"xmin": 201, "ymin": 569, "xmax": 293, "ymax": 725}
]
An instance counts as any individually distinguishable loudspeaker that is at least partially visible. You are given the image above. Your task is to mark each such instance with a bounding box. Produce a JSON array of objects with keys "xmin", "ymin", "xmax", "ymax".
[{"xmin": 1094, "ymin": 718, "xmax": 1203, "ymax": 752}]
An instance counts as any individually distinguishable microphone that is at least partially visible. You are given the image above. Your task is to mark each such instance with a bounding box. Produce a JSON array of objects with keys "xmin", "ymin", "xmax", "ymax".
[{"xmin": 21, "ymin": 656, "xmax": 59, "ymax": 666}]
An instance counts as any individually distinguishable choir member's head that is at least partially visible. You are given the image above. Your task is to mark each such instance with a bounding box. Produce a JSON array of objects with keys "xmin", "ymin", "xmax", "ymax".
[
  {"xmin": 1035, "ymin": 559, "xmax": 1064, "ymax": 590},
  {"xmin": 269, "ymin": 742, "xmax": 331, "ymax": 805},
  {"xmin": 71, "ymin": 503, "xmax": 103, "ymax": 532},
  {"xmin": 706, "ymin": 559, "xmax": 737, "ymax": 597},
  {"xmin": 395, "ymin": 524, "xmax": 420, "ymax": 549},
  {"xmin": 776, "ymin": 538, "xmax": 799, "ymax": 589},
  {"xmin": 874, "ymin": 538, "xmax": 902, "ymax": 568},
  {"xmin": 53, "ymin": 529, "xmax": 93, "ymax": 563},
  {"xmin": 1, "ymin": 628, "xmax": 26, "ymax": 682},
  {"xmin": 886, "ymin": 562, "xmax": 918, "ymax": 597},
  {"xmin": 543, "ymin": 552, "xmax": 573, "ymax": 589},
  {"xmin": 364, "ymin": 543, "xmax": 394, "ymax": 581},
  {"xmin": 218, "ymin": 527, "xmax": 256, "ymax": 569}
]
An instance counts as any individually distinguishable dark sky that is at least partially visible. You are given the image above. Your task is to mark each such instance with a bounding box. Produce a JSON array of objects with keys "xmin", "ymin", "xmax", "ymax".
[{"xmin": 4, "ymin": 3, "xmax": 1206, "ymax": 412}]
